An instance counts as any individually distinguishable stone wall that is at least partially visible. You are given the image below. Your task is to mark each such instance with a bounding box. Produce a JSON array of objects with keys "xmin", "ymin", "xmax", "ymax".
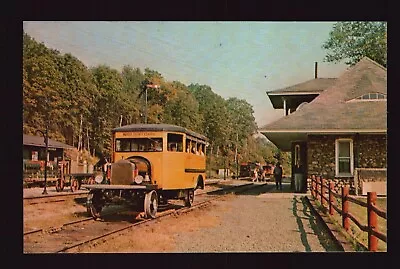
[
  {"xmin": 307, "ymin": 135, "xmax": 336, "ymax": 178},
  {"xmin": 306, "ymin": 134, "xmax": 387, "ymax": 194},
  {"xmin": 356, "ymin": 134, "xmax": 387, "ymax": 168}
]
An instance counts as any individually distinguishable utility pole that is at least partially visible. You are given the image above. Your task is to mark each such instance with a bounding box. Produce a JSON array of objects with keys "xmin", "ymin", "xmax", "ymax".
[
  {"xmin": 145, "ymin": 88, "xmax": 148, "ymax": 123},
  {"xmin": 86, "ymin": 127, "xmax": 90, "ymax": 153},
  {"xmin": 144, "ymin": 84, "xmax": 160, "ymax": 124},
  {"xmin": 78, "ymin": 114, "xmax": 83, "ymax": 152},
  {"xmin": 36, "ymin": 96, "xmax": 50, "ymax": 195},
  {"xmin": 36, "ymin": 123, "xmax": 49, "ymax": 194},
  {"xmin": 235, "ymin": 133, "xmax": 239, "ymax": 179}
]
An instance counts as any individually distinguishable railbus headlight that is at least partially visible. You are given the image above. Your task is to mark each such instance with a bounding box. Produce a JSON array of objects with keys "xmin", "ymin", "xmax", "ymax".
[
  {"xmin": 134, "ymin": 175, "xmax": 144, "ymax": 184},
  {"xmin": 94, "ymin": 174, "xmax": 104, "ymax": 184}
]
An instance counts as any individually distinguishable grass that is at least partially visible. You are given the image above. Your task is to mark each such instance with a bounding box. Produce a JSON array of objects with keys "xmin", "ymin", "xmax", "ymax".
[{"xmin": 331, "ymin": 196, "xmax": 387, "ymax": 251}]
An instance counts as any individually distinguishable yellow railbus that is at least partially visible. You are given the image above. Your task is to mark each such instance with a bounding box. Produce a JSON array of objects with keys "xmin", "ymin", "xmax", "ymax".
[{"xmin": 83, "ymin": 124, "xmax": 207, "ymax": 219}]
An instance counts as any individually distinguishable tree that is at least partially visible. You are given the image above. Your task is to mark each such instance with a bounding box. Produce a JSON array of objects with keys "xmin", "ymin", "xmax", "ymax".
[
  {"xmin": 322, "ymin": 22, "xmax": 387, "ymax": 67},
  {"xmin": 188, "ymin": 83, "xmax": 231, "ymax": 147},
  {"xmin": 23, "ymin": 33, "xmax": 66, "ymax": 142},
  {"xmin": 226, "ymin": 97, "xmax": 257, "ymax": 142},
  {"xmin": 90, "ymin": 65, "xmax": 125, "ymax": 155},
  {"xmin": 57, "ymin": 53, "xmax": 99, "ymax": 146},
  {"xmin": 163, "ymin": 81, "xmax": 203, "ymax": 131}
]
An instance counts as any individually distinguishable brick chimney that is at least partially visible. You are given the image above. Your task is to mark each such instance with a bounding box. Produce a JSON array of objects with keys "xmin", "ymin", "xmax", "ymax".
[{"xmin": 314, "ymin": 62, "xmax": 318, "ymax": 79}]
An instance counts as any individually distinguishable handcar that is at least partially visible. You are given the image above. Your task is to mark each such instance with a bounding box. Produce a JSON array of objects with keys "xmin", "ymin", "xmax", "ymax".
[{"xmin": 82, "ymin": 124, "xmax": 207, "ymax": 219}]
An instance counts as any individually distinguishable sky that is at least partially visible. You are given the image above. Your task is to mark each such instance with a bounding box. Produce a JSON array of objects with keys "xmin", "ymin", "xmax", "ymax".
[{"xmin": 23, "ymin": 21, "xmax": 348, "ymax": 128}]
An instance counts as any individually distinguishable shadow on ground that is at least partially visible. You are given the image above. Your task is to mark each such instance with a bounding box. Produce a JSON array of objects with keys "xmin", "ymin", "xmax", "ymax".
[{"xmin": 291, "ymin": 196, "xmax": 343, "ymax": 252}]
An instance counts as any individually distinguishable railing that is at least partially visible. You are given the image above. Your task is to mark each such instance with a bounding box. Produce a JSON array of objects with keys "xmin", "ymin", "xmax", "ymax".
[{"xmin": 310, "ymin": 175, "xmax": 387, "ymax": 252}]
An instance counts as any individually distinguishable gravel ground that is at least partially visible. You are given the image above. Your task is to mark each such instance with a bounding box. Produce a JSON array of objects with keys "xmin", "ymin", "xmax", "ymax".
[
  {"xmin": 172, "ymin": 182, "xmax": 341, "ymax": 252},
  {"xmin": 77, "ymin": 181, "xmax": 341, "ymax": 253}
]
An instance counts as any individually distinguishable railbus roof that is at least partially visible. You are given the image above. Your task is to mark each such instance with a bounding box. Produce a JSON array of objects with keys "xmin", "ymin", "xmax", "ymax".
[{"xmin": 112, "ymin": 124, "xmax": 208, "ymax": 141}]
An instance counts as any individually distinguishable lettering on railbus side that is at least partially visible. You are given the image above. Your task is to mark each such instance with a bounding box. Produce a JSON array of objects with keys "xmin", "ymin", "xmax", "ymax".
[{"xmin": 120, "ymin": 132, "xmax": 158, "ymax": 137}]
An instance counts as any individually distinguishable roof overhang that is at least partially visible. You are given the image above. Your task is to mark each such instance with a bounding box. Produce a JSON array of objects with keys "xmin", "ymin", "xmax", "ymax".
[
  {"xmin": 266, "ymin": 92, "xmax": 320, "ymax": 109},
  {"xmin": 266, "ymin": 91, "xmax": 323, "ymax": 96},
  {"xmin": 259, "ymin": 129, "xmax": 387, "ymax": 152}
]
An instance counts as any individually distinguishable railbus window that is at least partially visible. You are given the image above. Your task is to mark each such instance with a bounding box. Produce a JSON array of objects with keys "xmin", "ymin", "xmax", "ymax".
[
  {"xmin": 167, "ymin": 133, "xmax": 183, "ymax": 152},
  {"xmin": 186, "ymin": 139, "xmax": 191, "ymax": 153},
  {"xmin": 115, "ymin": 138, "xmax": 163, "ymax": 152},
  {"xmin": 198, "ymin": 143, "xmax": 205, "ymax": 156},
  {"xmin": 191, "ymin": 141, "xmax": 198, "ymax": 154}
]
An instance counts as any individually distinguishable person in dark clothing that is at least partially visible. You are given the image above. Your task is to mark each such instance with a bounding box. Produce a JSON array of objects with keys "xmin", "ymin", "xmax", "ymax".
[{"xmin": 273, "ymin": 162, "xmax": 283, "ymax": 190}]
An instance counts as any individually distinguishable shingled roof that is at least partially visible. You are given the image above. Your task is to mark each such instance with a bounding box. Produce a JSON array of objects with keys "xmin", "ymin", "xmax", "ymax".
[
  {"xmin": 259, "ymin": 57, "xmax": 387, "ymax": 150},
  {"xmin": 267, "ymin": 78, "xmax": 338, "ymax": 94},
  {"xmin": 267, "ymin": 78, "xmax": 338, "ymax": 109},
  {"xmin": 23, "ymin": 134, "xmax": 75, "ymax": 149}
]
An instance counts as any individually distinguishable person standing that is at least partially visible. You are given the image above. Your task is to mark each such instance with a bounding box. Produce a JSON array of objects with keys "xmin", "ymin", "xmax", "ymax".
[
  {"xmin": 252, "ymin": 167, "xmax": 258, "ymax": 182},
  {"xmin": 273, "ymin": 162, "xmax": 283, "ymax": 190}
]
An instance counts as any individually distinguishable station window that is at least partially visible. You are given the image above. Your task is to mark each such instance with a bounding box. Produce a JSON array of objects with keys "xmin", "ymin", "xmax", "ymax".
[
  {"xmin": 351, "ymin": 92, "xmax": 387, "ymax": 101},
  {"xmin": 335, "ymin": 138, "xmax": 354, "ymax": 176}
]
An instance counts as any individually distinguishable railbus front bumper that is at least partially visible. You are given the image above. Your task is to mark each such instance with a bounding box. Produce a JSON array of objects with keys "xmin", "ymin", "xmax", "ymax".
[{"xmin": 81, "ymin": 184, "xmax": 158, "ymax": 191}]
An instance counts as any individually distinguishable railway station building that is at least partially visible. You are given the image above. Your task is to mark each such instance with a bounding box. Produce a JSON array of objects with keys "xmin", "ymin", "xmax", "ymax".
[{"xmin": 259, "ymin": 57, "xmax": 387, "ymax": 195}]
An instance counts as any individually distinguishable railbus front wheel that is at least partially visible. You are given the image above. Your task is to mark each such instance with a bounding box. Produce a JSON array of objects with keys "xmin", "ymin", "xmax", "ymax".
[
  {"xmin": 184, "ymin": 189, "xmax": 194, "ymax": 207},
  {"xmin": 144, "ymin": 190, "xmax": 158, "ymax": 219},
  {"xmin": 87, "ymin": 190, "xmax": 104, "ymax": 219}
]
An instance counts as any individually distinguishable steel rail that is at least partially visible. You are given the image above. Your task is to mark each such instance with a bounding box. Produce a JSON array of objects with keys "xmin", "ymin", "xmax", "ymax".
[
  {"xmin": 27, "ymin": 199, "xmax": 66, "ymax": 205},
  {"xmin": 24, "ymin": 192, "xmax": 88, "ymax": 200}
]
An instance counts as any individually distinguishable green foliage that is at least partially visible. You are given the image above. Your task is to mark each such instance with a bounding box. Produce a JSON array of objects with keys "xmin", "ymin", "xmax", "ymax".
[
  {"xmin": 188, "ymin": 83, "xmax": 231, "ymax": 147},
  {"xmin": 22, "ymin": 32, "xmax": 279, "ymax": 173},
  {"xmin": 163, "ymin": 81, "xmax": 204, "ymax": 131},
  {"xmin": 322, "ymin": 22, "xmax": 387, "ymax": 67}
]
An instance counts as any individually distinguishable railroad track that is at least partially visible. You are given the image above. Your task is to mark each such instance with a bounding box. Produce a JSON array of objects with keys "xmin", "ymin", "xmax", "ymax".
[
  {"xmin": 23, "ymin": 182, "xmax": 249, "ymax": 236},
  {"xmin": 22, "ymin": 179, "xmax": 226, "ymax": 205},
  {"xmin": 24, "ymin": 182, "xmax": 265, "ymax": 253},
  {"xmin": 23, "ymin": 182, "xmax": 228, "ymax": 235},
  {"xmin": 24, "ymin": 192, "xmax": 88, "ymax": 204}
]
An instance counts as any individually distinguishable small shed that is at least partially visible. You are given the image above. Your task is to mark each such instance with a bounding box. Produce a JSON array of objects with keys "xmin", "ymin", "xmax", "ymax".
[{"xmin": 23, "ymin": 134, "xmax": 75, "ymax": 162}]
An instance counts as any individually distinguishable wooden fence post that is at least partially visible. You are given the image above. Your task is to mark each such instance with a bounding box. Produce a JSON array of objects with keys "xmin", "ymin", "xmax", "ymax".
[
  {"xmin": 329, "ymin": 181, "xmax": 334, "ymax": 216},
  {"xmin": 342, "ymin": 186, "xmax": 350, "ymax": 231},
  {"xmin": 321, "ymin": 178, "xmax": 325, "ymax": 207},
  {"xmin": 316, "ymin": 176, "xmax": 320, "ymax": 201},
  {"xmin": 367, "ymin": 192, "xmax": 378, "ymax": 252}
]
